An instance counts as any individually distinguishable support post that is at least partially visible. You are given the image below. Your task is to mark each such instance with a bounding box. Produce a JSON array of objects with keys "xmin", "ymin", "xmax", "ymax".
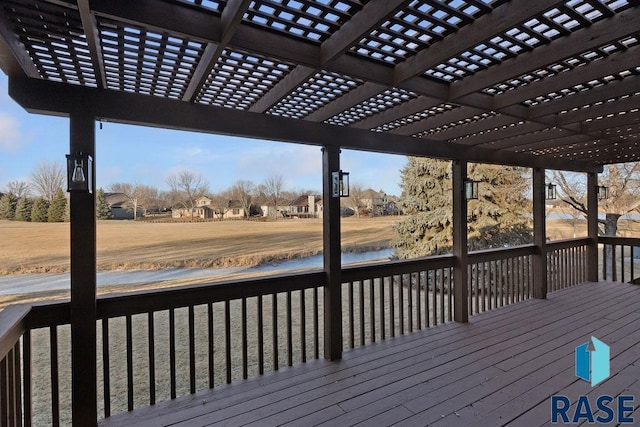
[
  {"xmin": 533, "ymin": 168, "xmax": 547, "ymax": 298},
  {"xmin": 587, "ymin": 172, "xmax": 599, "ymax": 282},
  {"xmin": 452, "ymin": 160, "xmax": 469, "ymax": 323},
  {"xmin": 322, "ymin": 146, "xmax": 342, "ymax": 360},
  {"xmin": 70, "ymin": 113, "xmax": 97, "ymax": 426}
]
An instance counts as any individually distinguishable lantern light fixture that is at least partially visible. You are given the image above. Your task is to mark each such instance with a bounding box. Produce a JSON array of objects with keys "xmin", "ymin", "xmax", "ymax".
[
  {"xmin": 66, "ymin": 152, "xmax": 93, "ymax": 193},
  {"xmin": 597, "ymin": 185, "xmax": 609, "ymax": 200},
  {"xmin": 331, "ymin": 170, "xmax": 349, "ymax": 198},
  {"xmin": 546, "ymin": 183, "xmax": 557, "ymax": 200},
  {"xmin": 464, "ymin": 179, "xmax": 479, "ymax": 200}
]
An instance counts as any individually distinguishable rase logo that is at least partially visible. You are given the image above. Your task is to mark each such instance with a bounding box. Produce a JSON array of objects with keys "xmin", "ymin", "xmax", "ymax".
[
  {"xmin": 575, "ymin": 336, "xmax": 609, "ymax": 386},
  {"xmin": 551, "ymin": 337, "xmax": 635, "ymax": 424}
]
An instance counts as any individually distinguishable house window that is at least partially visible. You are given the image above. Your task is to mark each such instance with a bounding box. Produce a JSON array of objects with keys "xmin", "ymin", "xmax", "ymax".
[{"xmin": 233, "ymin": 208, "xmax": 240, "ymax": 215}]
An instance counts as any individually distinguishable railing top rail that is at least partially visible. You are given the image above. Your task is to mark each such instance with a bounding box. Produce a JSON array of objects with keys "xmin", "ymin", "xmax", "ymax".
[
  {"xmin": 0, "ymin": 304, "xmax": 30, "ymax": 359},
  {"xmin": 342, "ymin": 254, "xmax": 455, "ymax": 282},
  {"xmin": 546, "ymin": 237, "xmax": 592, "ymax": 251},
  {"xmin": 598, "ymin": 236, "xmax": 640, "ymax": 246},
  {"xmin": 467, "ymin": 244, "xmax": 536, "ymax": 264}
]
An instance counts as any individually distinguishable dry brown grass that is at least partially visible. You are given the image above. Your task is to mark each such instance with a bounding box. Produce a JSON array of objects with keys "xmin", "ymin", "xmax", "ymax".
[{"xmin": 0, "ymin": 217, "xmax": 400, "ymax": 275}]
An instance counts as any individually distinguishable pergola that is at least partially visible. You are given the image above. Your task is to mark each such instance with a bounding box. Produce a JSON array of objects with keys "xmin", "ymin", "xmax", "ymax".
[{"xmin": 0, "ymin": 0, "xmax": 639, "ymax": 425}]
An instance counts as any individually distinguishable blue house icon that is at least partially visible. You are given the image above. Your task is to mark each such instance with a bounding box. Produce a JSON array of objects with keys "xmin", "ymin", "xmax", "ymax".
[{"xmin": 575, "ymin": 337, "xmax": 610, "ymax": 387}]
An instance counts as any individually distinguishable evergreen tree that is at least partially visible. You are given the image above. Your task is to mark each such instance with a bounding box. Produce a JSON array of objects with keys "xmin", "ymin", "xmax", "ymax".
[
  {"xmin": 47, "ymin": 189, "xmax": 67, "ymax": 222},
  {"xmin": 0, "ymin": 193, "xmax": 18, "ymax": 219},
  {"xmin": 395, "ymin": 158, "xmax": 532, "ymax": 259},
  {"xmin": 31, "ymin": 198, "xmax": 50, "ymax": 222},
  {"xmin": 14, "ymin": 197, "xmax": 33, "ymax": 222},
  {"xmin": 96, "ymin": 188, "xmax": 112, "ymax": 219}
]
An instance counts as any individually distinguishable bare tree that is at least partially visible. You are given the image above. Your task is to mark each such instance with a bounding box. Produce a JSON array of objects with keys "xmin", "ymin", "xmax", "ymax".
[
  {"xmin": 346, "ymin": 182, "xmax": 365, "ymax": 218},
  {"xmin": 230, "ymin": 180, "xmax": 255, "ymax": 219},
  {"xmin": 552, "ymin": 163, "xmax": 640, "ymax": 236},
  {"xmin": 4, "ymin": 180, "xmax": 31, "ymax": 198},
  {"xmin": 210, "ymin": 190, "xmax": 231, "ymax": 220},
  {"xmin": 167, "ymin": 171, "xmax": 209, "ymax": 220},
  {"xmin": 30, "ymin": 160, "xmax": 65, "ymax": 202},
  {"xmin": 263, "ymin": 174, "xmax": 285, "ymax": 219},
  {"xmin": 108, "ymin": 182, "xmax": 158, "ymax": 219}
]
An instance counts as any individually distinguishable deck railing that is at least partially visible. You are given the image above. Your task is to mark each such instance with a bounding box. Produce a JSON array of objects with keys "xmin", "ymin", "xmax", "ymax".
[
  {"xmin": 547, "ymin": 238, "xmax": 590, "ymax": 292},
  {"xmin": 599, "ymin": 236, "xmax": 640, "ymax": 284},
  {"xmin": 0, "ymin": 240, "xmax": 602, "ymax": 425},
  {"xmin": 341, "ymin": 255, "xmax": 455, "ymax": 349},
  {"xmin": 467, "ymin": 245, "xmax": 535, "ymax": 315}
]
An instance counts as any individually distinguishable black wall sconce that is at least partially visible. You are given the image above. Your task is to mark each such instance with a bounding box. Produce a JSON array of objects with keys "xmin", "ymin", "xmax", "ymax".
[
  {"xmin": 464, "ymin": 179, "xmax": 479, "ymax": 200},
  {"xmin": 597, "ymin": 185, "xmax": 609, "ymax": 200},
  {"xmin": 331, "ymin": 170, "xmax": 349, "ymax": 198},
  {"xmin": 66, "ymin": 152, "xmax": 93, "ymax": 193},
  {"xmin": 546, "ymin": 183, "xmax": 557, "ymax": 200}
]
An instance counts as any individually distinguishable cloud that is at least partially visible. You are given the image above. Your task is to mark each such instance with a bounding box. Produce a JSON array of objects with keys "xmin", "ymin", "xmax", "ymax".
[{"xmin": 0, "ymin": 113, "xmax": 27, "ymax": 153}]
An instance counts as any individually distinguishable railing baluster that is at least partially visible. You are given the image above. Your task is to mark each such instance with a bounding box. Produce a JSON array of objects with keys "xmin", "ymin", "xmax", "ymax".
[
  {"xmin": 398, "ymin": 275, "xmax": 404, "ymax": 336},
  {"xmin": 169, "ymin": 309, "xmax": 176, "ymax": 399},
  {"xmin": 369, "ymin": 279, "xmax": 376, "ymax": 342},
  {"xmin": 415, "ymin": 273, "xmax": 421, "ymax": 331},
  {"xmin": 359, "ymin": 281, "xmax": 365, "ymax": 345},
  {"xmin": 242, "ymin": 298, "xmax": 249, "ymax": 377},
  {"xmin": 126, "ymin": 315, "xmax": 134, "ymax": 411},
  {"xmin": 612, "ymin": 245, "xmax": 617, "ymax": 282},
  {"xmin": 389, "ymin": 276, "xmax": 395, "ymax": 338},
  {"xmin": 257, "ymin": 296, "xmax": 264, "ymax": 375},
  {"xmin": 1, "ymin": 351, "xmax": 8, "ymax": 426},
  {"xmin": 50, "ymin": 326, "xmax": 59, "ymax": 427},
  {"xmin": 188, "ymin": 306, "xmax": 196, "ymax": 393},
  {"xmin": 23, "ymin": 330, "xmax": 32, "ymax": 427},
  {"xmin": 379, "ymin": 277, "xmax": 386, "ymax": 340},
  {"xmin": 300, "ymin": 290, "xmax": 306, "ymax": 363},
  {"xmin": 147, "ymin": 312, "xmax": 155, "ymax": 406},
  {"xmin": 313, "ymin": 287, "xmax": 319, "ymax": 360},
  {"xmin": 407, "ymin": 274, "xmax": 413, "ymax": 333},
  {"xmin": 286, "ymin": 292, "xmax": 292, "ymax": 367},
  {"xmin": 225, "ymin": 300, "xmax": 232, "ymax": 383},
  {"xmin": 102, "ymin": 319, "xmax": 110, "ymax": 417},
  {"xmin": 207, "ymin": 303, "xmax": 214, "ymax": 388},
  {"xmin": 348, "ymin": 282, "xmax": 354, "ymax": 349},
  {"xmin": 431, "ymin": 270, "xmax": 437, "ymax": 327},
  {"xmin": 272, "ymin": 294, "xmax": 278, "ymax": 371},
  {"xmin": 439, "ymin": 268, "xmax": 445, "ymax": 324}
]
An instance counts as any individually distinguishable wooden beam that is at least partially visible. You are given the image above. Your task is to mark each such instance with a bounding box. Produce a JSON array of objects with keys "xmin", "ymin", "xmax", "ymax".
[
  {"xmin": 492, "ymin": 44, "xmax": 640, "ymax": 111},
  {"xmin": 450, "ymin": 7, "xmax": 640, "ymax": 100},
  {"xmin": 532, "ymin": 168, "xmax": 547, "ymax": 299},
  {"xmin": 0, "ymin": 10, "xmax": 39, "ymax": 78},
  {"xmin": 429, "ymin": 114, "xmax": 521, "ymax": 143},
  {"xmin": 182, "ymin": 0, "xmax": 251, "ymax": 102},
  {"xmin": 393, "ymin": 0, "xmax": 564, "ymax": 84},
  {"xmin": 69, "ymin": 112, "xmax": 97, "ymax": 427},
  {"xmin": 78, "ymin": 0, "xmax": 106, "ymax": 89},
  {"xmin": 304, "ymin": 81, "xmax": 386, "ymax": 123},
  {"xmin": 8, "ymin": 76, "xmax": 602, "ymax": 173},
  {"xmin": 558, "ymin": 96, "xmax": 639, "ymax": 127},
  {"xmin": 452, "ymin": 160, "xmax": 469, "ymax": 323},
  {"xmin": 322, "ymin": 146, "xmax": 342, "ymax": 360},
  {"xmin": 390, "ymin": 105, "xmax": 483, "ymax": 136},
  {"xmin": 582, "ymin": 110, "xmax": 640, "ymax": 134},
  {"xmin": 351, "ymin": 95, "xmax": 444, "ymax": 130},
  {"xmin": 248, "ymin": 65, "xmax": 316, "ymax": 113}
]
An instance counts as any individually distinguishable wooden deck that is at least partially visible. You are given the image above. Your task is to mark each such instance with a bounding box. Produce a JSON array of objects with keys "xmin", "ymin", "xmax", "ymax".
[{"xmin": 100, "ymin": 281, "xmax": 640, "ymax": 426}]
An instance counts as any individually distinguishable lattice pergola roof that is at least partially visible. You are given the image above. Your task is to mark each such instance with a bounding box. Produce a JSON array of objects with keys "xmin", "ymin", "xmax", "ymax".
[{"xmin": 0, "ymin": 0, "xmax": 639, "ymax": 171}]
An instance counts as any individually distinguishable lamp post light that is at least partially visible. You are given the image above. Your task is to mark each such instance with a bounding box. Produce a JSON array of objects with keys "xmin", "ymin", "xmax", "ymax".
[
  {"xmin": 331, "ymin": 170, "xmax": 349, "ymax": 198},
  {"xmin": 546, "ymin": 183, "xmax": 557, "ymax": 200},
  {"xmin": 464, "ymin": 179, "xmax": 479, "ymax": 200},
  {"xmin": 597, "ymin": 185, "xmax": 609, "ymax": 200}
]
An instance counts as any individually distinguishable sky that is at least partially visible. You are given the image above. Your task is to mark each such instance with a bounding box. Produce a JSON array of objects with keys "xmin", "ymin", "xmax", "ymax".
[{"xmin": 0, "ymin": 73, "xmax": 406, "ymax": 196}]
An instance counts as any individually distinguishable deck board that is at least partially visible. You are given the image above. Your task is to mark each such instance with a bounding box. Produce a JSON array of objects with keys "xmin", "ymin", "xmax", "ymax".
[{"xmin": 100, "ymin": 282, "xmax": 640, "ymax": 427}]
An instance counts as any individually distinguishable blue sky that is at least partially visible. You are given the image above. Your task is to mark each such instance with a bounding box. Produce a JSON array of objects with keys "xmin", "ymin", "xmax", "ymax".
[{"xmin": 0, "ymin": 74, "xmax": 406, "ymax": 196}]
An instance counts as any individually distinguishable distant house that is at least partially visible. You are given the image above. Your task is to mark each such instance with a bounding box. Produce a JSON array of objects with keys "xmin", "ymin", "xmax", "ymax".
[
  {"xmin": 105, "ymin": 192, "xmax": 140, "ymax": 219},
  {"xmin": 283, "ymin": 195, "xmax": 323, "ymax": 218},
  {"xmin": 359, "ymin": 189, "xmax": 388, "ymax": 216},
  {"xmin": 223, "ymin": 200, "xmax": 247, "ymax": 219},
  {"xmin": 172, "ymin": 196, "xmax": 216, "ymax": 219}
]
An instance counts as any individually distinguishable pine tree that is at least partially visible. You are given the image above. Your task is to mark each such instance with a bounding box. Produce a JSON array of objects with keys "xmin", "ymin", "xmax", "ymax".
[
  {"xmin": 96, "ymin": 188, "xmax": 112, "ymax": 219},
  {"xmin": 31, "ymin": 198, "xmax": 50, "ymax": 222},
  {"xmin": 47, "ymin": 189, "xmax": 67, "ymax": 222},
  {"xmin": 14, "ymin": 197, "xmax": 33, "ymax": 221},
  {"xmin": 395, "ymin": 158, "xmax": 532, "ymax": 259},
  {"xmin": 0, "ymin": 193, "xmax": 18, "ymax": 220}
]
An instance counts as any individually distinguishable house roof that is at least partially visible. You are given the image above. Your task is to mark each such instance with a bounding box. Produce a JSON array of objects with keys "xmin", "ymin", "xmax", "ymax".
[
  {"xmin": 1, "ymin": 1, "xmax": 638, "ymax": 171},
  {"xmin": 361, "ymin": 189, "xmax": 384, "ymax": 200},
  {"xmin": 290, "ymin": 195, "xmax": 322, "ymax": 206},
  {"xmin": 104, "ymin": 192, "xmax": 130, "ymax": 208}
]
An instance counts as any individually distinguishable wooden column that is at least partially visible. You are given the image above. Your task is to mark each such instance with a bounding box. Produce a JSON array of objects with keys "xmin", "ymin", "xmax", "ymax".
[
  {"xmin": 452, "ymin": 160, "xmax": 469, "ymax": 323},
  {"xmin": 70, "ymin": 113, "xmax": 97, "ymax": 426},
  {"xmin": 322, "ymin": 146, "xmax": 342, "ymax": 360},
  {"xmin": 587, "ymin": 172, "xmax": 599, "ymax": 282},
  {"xmin": 533, "ymin": 168, "xmax": 547, "ymax": 299}
]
